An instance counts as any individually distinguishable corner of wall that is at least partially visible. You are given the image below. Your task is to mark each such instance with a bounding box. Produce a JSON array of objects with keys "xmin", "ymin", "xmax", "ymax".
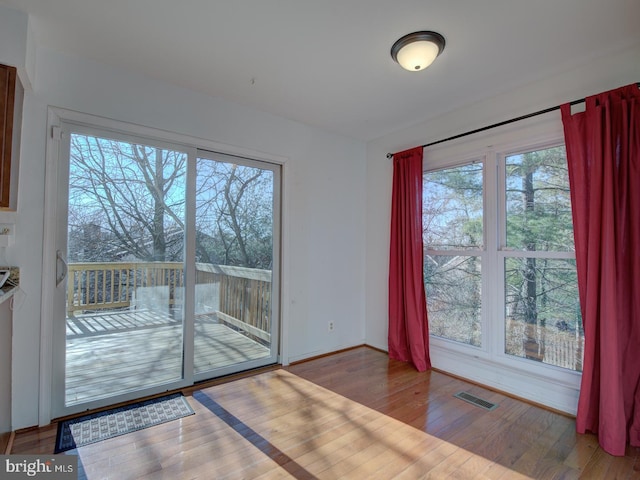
[{"xmin": 0, "ymin": 5, "xmax": 35, "ymax": 91}]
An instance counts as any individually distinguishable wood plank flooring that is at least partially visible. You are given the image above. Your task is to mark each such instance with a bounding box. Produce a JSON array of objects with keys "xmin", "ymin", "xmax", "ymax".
[
  {"xmin": 66, "ymin": 310, "xmax": 270, "ymax": 405},
  {"xmin": 12, "ymin": 347, "xmax": 640, "ymax": 479}
]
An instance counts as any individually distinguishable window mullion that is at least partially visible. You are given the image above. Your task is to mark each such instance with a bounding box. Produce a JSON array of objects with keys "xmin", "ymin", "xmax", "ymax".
[{"xmin": 483, "ymin": 151, "xmax": 501, "ymax": 360}]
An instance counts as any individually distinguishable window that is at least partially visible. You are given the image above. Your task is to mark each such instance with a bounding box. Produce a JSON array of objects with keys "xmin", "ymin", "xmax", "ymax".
[
  {"xmin": 503, "ymin": 146, "xmax": 583, "ymax": 371},
  {"xmin": 422, "ymin": 121, "xmax": 584, "ymax": 402},
  {"xmin": 423, "ymin": 163, "xmax": 483, "ymax": 347}
]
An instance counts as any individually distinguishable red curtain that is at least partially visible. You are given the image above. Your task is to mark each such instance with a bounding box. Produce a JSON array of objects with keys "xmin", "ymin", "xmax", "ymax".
[
  {"xmin": 561, "ymin": 84, "xmax": 640, "ymax": 456},
  {"xmin": 388, "ymin": 146, "xmax": 431, "ymax": 372}
]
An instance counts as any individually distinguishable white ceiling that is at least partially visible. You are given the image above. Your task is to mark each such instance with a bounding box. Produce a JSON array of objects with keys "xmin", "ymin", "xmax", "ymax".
[{"xmin": 2, "ymin": 0, "xmax": 640, "ymax": 141}]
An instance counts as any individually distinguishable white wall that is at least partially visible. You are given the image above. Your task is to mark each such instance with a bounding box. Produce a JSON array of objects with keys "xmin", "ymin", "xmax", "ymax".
[
  {"xmin": 0, "ymin": 6, "xmax": 35, "ymax": 88},
  {"xmin": 5, "ymin": 36, "xmax": 366, "ymax": 428},
  {"xmin": 364, "ymin": 42, "xmax": 640, "ymax": 411}
]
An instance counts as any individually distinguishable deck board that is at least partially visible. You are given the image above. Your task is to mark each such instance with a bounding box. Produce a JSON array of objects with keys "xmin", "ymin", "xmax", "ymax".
[{"xmin": 65, "ymin": 310, "xmax": 270, "ymax": 406}]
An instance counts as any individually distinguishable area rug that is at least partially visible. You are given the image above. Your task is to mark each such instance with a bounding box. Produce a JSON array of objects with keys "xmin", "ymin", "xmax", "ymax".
[{"xmin": 54, "ymin": 392, "xmax": 195, "ymax": 453}]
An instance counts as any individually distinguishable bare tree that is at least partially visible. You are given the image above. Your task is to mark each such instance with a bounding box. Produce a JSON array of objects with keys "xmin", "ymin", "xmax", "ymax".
[
  {"xmin": 68, "ymin": 133, "xmax": 274, "ymax": 272},
  {"xmin": 195, "ymin": 160, "xmax": 273, "ymax": 268},
  {"xmin": 68, "ymin": 135, "xmax": 187, "ymax": 262}
]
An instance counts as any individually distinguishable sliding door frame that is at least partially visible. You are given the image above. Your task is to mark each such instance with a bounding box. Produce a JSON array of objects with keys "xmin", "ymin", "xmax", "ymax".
[
  {"xmin": 40, "ymin": 107, "xmax": 289, "ymax": 424},
  {"xmin": 193, "ymin": 149, "xmax": 282, "ymax": 382}
]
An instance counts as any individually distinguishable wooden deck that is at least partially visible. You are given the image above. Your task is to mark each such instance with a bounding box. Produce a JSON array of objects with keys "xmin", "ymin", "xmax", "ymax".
[{"xmin": 65, "ymin": 309, "xmax": 270, "ymax": 406}]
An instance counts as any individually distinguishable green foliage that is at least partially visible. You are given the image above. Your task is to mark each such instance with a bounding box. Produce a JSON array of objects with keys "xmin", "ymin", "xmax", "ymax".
[
  {"xmin": 505, "ymin": 257, "xmax": 582, "ymax": 331},
  {"xmin": 506, "ymin": 147, "xmax": 574, "ymax": 252},
  {"xmin": 422, "ymin": 146, "xmax": 582, "ymax": 370}
]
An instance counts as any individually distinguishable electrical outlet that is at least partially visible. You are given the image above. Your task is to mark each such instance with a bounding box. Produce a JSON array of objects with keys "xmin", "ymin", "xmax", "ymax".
[{"xmin": 328, "ymin": 321, "xmax": 334, "ymax": 332}]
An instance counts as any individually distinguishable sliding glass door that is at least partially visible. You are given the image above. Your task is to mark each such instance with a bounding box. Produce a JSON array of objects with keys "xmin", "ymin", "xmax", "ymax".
[{"xmin": 51, "ymin": 120, "xmax": 280, "ymax": 418}]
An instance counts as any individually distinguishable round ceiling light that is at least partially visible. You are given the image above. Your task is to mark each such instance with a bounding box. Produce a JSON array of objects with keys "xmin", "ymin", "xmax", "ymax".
[{"xmin": 390, "ymin": 31, "xmax": 446, "ymax": 72}]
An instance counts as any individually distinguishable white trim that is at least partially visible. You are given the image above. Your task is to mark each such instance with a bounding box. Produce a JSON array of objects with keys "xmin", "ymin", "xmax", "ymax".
[
  {"xmin": 424, "ymin": 110, "xmax": 563, "ymax": 169},
  {"xmin": 38, "ymin": 108, "xmax": 63, "ymax": 426},
  {"xmin": 278, "ymin": 160, "xmax": 290, "ymax": 366},
  {"xmin": 497, "ymin": 250, "xmax": 575, "ymax": 259},
  {"xmin": 182, "ymin": 146, "xmax": 197, "ymax": 386},
  {"xmin": 47, "ymin": 107, "xmax": 288, "ymax": 166}
]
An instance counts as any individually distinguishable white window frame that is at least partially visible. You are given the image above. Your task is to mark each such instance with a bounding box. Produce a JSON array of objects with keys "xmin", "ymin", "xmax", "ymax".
[{"xmin": 423, "ymin": 113, "xmax": 581, "ymax": 414}]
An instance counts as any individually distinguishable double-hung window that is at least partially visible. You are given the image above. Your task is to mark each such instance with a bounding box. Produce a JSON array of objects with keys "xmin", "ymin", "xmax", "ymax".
[{"xmin": 422, "ymin": 117, "xmax": 583, "ymax": 413}]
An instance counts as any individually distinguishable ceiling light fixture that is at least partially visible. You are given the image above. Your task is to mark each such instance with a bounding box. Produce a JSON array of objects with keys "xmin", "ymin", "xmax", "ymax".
[{"xmin": 391, "ymin": 31, "xmax": 446, "ymax": 72}]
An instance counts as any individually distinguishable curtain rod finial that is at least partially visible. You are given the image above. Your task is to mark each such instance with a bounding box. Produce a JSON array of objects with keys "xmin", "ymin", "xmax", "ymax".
[{"xmin": 386, "ymin": 153, "xmax": 393, "ymax": 159}]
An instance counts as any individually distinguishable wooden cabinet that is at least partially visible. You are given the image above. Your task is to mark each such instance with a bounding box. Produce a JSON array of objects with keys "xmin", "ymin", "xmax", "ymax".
[{"xmin": 0, "ymin": 64, "xmax": 19, "ymax": 210}]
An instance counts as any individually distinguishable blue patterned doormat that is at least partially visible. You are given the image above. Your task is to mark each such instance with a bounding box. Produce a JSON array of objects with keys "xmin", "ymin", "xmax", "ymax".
[{"xmin": 54, "ymin": 392, "xmax": 195, "ymax": 453}]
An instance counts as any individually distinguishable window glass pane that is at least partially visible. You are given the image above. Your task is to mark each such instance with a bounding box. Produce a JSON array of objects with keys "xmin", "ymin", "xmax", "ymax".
[
  {"xmin": 194, "ymin": 158, "xmax": 274, "ymax": 373},
  {"xmin": 68, "ymin": 138, "xmax": 186, "ymax": 263},
  {"xmin": 66, "ymin": 134, "xmax": 187, "ymax": 405},
  {"xmin": 423, "ymin": 163, "xmax": 483, "ymax": 250},
  {"xmin": 195, "ymin": 161, "xmax": 273, "ymax": 269},
  {"xmin": 425, "ymin": 255, "xmax": 481, "ymax": 346},
  {"xmin": 505, "ymin": 146, "xmax": 574, "ymax": 251},
  {"xmin": 505, "ymin": 257, "xmax": 583, "ymax": 371}
]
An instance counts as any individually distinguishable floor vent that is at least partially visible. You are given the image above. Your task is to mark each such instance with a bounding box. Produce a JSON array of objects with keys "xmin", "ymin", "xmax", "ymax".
[{"xmin": 453, "ymin": 391, "xmax": 498, "ymax": 411}]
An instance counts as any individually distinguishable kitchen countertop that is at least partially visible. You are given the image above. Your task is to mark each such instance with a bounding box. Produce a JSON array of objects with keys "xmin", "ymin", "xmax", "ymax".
[{"xmin": 0, "ymin": 267, "xmax": 18, "ymax": 304}]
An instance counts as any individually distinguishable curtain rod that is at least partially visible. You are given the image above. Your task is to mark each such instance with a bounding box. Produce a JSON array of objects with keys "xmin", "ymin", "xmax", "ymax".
[{"xmin": 386, "ymin": 82, "xmax": 640, "ymax": 159}]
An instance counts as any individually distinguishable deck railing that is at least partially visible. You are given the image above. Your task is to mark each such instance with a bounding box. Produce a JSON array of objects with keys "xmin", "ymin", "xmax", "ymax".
[{"xmin": 67, "ymin": 261, "xmax": 272, "ymax": 342}]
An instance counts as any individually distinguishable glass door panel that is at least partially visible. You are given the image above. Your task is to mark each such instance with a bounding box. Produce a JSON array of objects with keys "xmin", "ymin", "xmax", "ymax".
[
  {"xmin": 64, "ymin": 132, "xmax": 187, "ymax": 408},
  {"xmin": 194, "ymin": 153, "xmax": 278, "ymax": 376}
]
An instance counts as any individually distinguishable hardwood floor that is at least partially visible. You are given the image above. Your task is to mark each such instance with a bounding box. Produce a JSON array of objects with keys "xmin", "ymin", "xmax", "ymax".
[{"xmin": 11, "ymin": 346, "xmax": 640, "ymax": 479}]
